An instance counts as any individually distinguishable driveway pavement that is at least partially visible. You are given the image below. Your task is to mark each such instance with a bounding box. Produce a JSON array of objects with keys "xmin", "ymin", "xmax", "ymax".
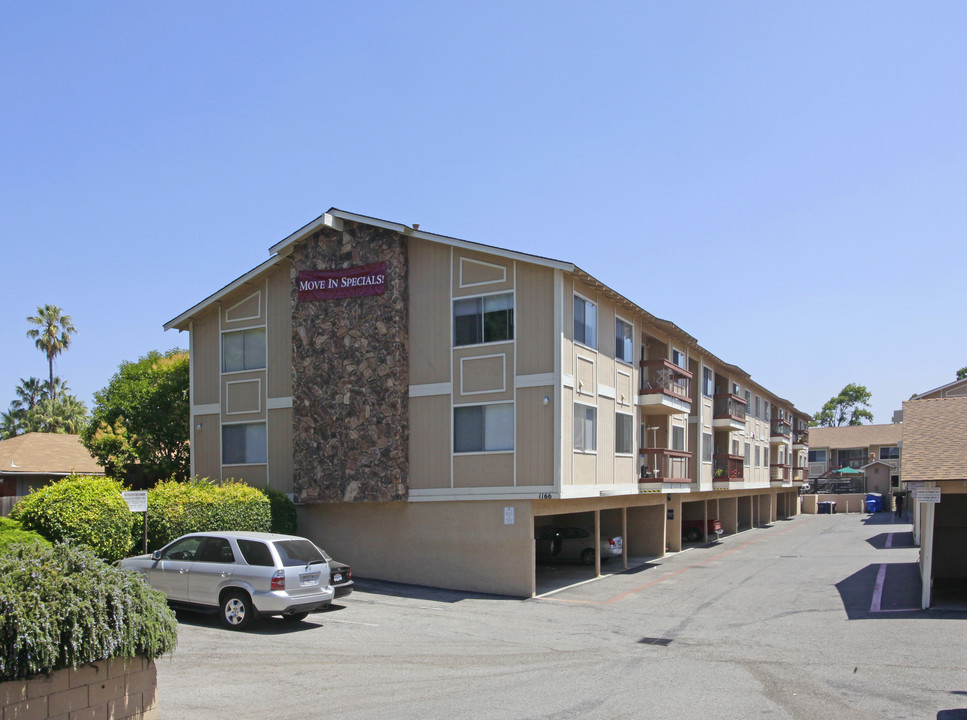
[{"xmin": 157, "ymin": 512, "xmax": 967, "ymax": 720}]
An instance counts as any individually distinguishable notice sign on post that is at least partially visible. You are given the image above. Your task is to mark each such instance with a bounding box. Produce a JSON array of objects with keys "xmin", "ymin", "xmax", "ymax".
[
  {"xmin": 122, "ymin": 491, "xmax": 148, "ymax": 513},
  {"xmin": 915, "ymin": 487, "xmax": 941, "ymax": 503}
]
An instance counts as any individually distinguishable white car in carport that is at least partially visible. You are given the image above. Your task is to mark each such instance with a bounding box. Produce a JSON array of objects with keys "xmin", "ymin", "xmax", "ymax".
[
  {"xmin": 120, "ymin": 531, "xmax": 335, "ymax": 630},
  {"xmin": 535, "ymin": 526, "xmax": 623, "ymax": 565}
]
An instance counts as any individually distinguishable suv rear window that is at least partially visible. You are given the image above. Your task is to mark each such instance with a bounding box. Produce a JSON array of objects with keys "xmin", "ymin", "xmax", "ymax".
[
  {"xmin": 237, "ymin": 539, "xmax": 275, "ymax": 567},
  {"xmin": 272, "ymin": 539, "xmax": 325, "ymax": 566}
]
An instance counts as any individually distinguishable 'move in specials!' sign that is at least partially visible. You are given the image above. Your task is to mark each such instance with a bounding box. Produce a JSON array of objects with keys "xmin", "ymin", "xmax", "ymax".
[{"xmin": 297, "ymin": 262, "xmax": 387, "ymax": 301}]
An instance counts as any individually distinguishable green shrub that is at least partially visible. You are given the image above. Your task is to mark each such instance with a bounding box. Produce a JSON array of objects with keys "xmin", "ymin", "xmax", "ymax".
[
  {"xmin": 10, "ymin": 475, "xmax": 134, "ymax": 562},
  {"xmin": 262, "ymin": 487, "xmax": 298, "ymax": 535},
  {"xmin": 145, "ymin": 478, "xmax": 270, "ymax": 551},
  {"xmin": 0, "ymin": 517, "xmax": 50, "ymax": 554},
  {"xmin": 0, "ymin": 543, "xmax": 177, "ymax": 681}
]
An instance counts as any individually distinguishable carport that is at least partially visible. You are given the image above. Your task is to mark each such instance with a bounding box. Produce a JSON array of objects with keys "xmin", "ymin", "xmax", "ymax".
[{"xmin": 928, "ymin": 493, "xmax": 967, "ymax": 607}]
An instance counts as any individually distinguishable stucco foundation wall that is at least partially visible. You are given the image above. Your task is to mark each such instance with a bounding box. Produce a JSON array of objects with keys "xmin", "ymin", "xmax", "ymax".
[
  {"xmin": 298, "ymin": 500, "xmax": 538, "ymax": 597},
  {"xmin": 801, "ymin": 493, "xmax": 867, "ymax": 513},
  {"xmin": 1, "ymin": 656, "xmax": 157, "ymax": 720}
]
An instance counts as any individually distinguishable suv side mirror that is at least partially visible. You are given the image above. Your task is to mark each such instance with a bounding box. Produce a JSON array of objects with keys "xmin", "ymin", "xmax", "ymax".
[{"xmin": 152, "ymin": 550, "xmax": 162, "ymax": 561}]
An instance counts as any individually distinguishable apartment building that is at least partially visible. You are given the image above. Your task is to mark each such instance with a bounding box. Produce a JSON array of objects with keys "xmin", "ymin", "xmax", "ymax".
[
  {"xmin": 807, "ymin": 424, "xmax": 902, "ymax": 498},
  {"xmin": 164, "ymin": 209, "xmax": 809, "ymax": 597}
]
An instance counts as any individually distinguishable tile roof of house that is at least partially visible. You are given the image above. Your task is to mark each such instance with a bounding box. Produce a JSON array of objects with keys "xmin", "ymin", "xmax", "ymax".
[
  {"xmin": 901, "ymin": 397, "xmax": 967, "ymax": 482},
  {"xmin": 0, "ymin": 433, "xmax": 105, "ymax": 476},
  {"xmin": 808, "ymin": 423, "xmax": 903, "ymax": 450}
]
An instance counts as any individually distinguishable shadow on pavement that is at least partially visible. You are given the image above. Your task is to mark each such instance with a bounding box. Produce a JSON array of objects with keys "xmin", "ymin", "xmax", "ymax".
[
  {"xmin": 866, "ymin": 531, "xmax": 915, "ymax": 550},
  {"xmin": 352, "ymin": 577, "xmax": 518, "ymax": 603},
  {"xmin": 835, "ymin": 562, "xmax": 924, "ymax": 619}
]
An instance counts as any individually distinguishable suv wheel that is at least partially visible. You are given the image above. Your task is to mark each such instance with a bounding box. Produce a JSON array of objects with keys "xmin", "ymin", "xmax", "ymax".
[{"xmin": 221, "ymin": 591, "xmax": 255, "ymax": 630}]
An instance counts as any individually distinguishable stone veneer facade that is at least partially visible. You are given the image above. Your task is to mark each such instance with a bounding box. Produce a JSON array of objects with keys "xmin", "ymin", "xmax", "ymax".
[{"xmin": 291, "ymin": 221, "xmax": 409, "ymax": 503}]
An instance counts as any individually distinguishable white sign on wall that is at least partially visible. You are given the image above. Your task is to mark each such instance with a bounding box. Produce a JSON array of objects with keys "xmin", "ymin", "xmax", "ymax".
[
  {"xmin": 504, "ymin": 506, "xmax": 515, "ymax": 525},
  {"xmin": 915, "ymin": 488, "xmax": 941, "ymax": 504}
]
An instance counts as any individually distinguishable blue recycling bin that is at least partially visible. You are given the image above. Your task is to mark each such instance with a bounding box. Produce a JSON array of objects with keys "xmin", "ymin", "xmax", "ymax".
[
  {"xmin": 865, "ymin": 499, "xmax": 877, "ymax": 513},
  {"xmin": 865, "ymin": 493, "xmax": 883, "ymax": 513}
]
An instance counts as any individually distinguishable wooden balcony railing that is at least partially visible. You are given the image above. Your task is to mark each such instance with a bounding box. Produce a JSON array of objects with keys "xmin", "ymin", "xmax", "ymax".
[
  {"xmin": 639, "ymin": 448, "xmax": 692, "ymax": 481},
  {"xmin": 770, "ymin": 419, "xmax": 792, "ymax": 438},
  {"xmin": 770, "ymin": 464, "xmax": 792, "ymax": 481},
  {"xmin": 793, "ymin": 430, "xmax": 809, "ymax": 445},
  {"xmin": 713, "ymin": 453, "xmax": 744, "ymax": 481},
  {"xmin": 713, "ymin": 394, "xmax": 747, "ymax": 423},
  {"xmin": 639, "ymin": 359, "xmax": 692, "ymax": 402}
]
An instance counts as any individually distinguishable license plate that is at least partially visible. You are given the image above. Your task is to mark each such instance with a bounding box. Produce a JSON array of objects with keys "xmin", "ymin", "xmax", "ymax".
[
  {"xmin": 299, "ymin": 572, "xmax": 321, "ymax": 587},
  {"xmin": 333, "ymin": 573, "xmax": 343, "ymax": 583}
]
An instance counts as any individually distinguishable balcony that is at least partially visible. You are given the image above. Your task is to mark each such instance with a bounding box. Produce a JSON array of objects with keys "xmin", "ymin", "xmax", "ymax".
[
  {"xmin": 713, "ymin": 394, "xmax": 747, "ymax": 430},
  {"xmin": 713, "ymin": 454, "xmax": 744, "ymax": 487},
  {"xmin": 639, "ymin": 448, "xmax": 692, "ymax": 491},
  {"xmin": 770, "ymin": 419, "xmax": 792, "ymax": 445},
  {"xmin": 792, "ymin": 429, "xmax": 809, "ymax": 449},
  {"xmin": 792, "ymin": 466, "xmax": 807, "ymax": 483},
  {"xmin": 770, "ymin": 463, "xmax": 792, "ymax": 486},
  {"xmin": 639, "ymin": 360, "xmax": 692, "ymax": 415}
]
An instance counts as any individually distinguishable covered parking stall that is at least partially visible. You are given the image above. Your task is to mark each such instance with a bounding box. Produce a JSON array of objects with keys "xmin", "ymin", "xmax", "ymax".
[{"xmin": 533, "ymin": 494, "xmax": 666, "ymax": 595}]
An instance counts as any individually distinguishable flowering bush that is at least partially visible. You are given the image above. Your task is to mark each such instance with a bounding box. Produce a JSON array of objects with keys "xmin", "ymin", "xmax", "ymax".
[{"xmin": 0, "ymin": 543, "xmax": 176, "ymax": 681}]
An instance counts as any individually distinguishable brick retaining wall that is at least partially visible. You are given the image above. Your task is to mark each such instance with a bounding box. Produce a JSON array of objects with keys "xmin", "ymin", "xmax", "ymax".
[{"xmin": 0, "ymin": 656, "xmax": 157, "ymax": 720}]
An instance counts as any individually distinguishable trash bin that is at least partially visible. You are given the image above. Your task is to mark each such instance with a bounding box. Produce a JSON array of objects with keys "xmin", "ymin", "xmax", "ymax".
[
  {"xmin": 865, "ymin": 499, "xmax": 877, "ymax": 513},
  {"xmin": 818, "ymin": 501, "xmax": 831, "ymax": 514},
  {"xmin": 865, "ymin": 493, "xmax": 883, "ymax": 513}
]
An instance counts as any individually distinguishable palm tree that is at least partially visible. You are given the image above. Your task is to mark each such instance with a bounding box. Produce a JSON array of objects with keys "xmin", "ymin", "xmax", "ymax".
[
  {"xmin": 1, "ymin": 407, "xmax": 24, "ymax": 439},
  {"xmin": 26, "ymin": 305, "xmax": 77, "ymax": 402},
  {"xmin": 14, "ymin": 377, "xmax": 46, "ymax": 410}
]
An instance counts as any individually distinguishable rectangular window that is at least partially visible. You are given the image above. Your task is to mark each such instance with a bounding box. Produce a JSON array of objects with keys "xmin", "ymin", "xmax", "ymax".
[
  {"xmin": 891, "ymin": 475, "xmax": 900, "ymax": 488},
  {"xmin": 222, "ymin": 422, "xmax": 267, "ymax": 464},
  {"xmin": 615, "ymin": 413, "xmax": 634, "ymax": 455},
  {"xmin": 672, "ymin": 426, "xmax": 685, "ymax": 451},
  {"xmin": 732, "ymin": 439, "xmax": 740, "ymax": 456},
  {"xmin": 672, "ymin": 347, "xmax": 686, "ymax": 368},
  {"xmin": 808, "ymin": 449, "xmax": 827, "ymax": 463},
  {"xmin": 754, "ymin": 395, "xmax": 761, "ymax": 419},
  {"xmin": 615, "ymin": 318, "xmax": 633, "ymax": 364},
  {"xmin": 879, "ymin": 446, "xmax": 900, "ymax": 460},
  {"xmin": 222, "ymin": 328, "xmax": 266, "ymax": 373},
  {"xmin": 574, "ymin": 404, "xmax": 597, "ymax": 452},
  {"xmin": 454, "ymin": 404, "xmax": 514, "ymax": 452},
  {"xmin": 764, "ymin": 448, "xmax": 770, "ymax": 467},
  {"xmin": 765, "ymin": 401, "xmax": 770, "ymax": 422},
  {"xmin": 702, "ymin": 432, "xmax": 713, "ymax": 462},
  {"xmin": 453, "ymin": 293, "xmax": 514, "ymax": 346},
  {"xmin": 755, "ymin": 446, "xmax": 761, "ymax": 467},
  {"xmin": 744, "ymin": 442, "xmax": 751, "ymax": 466},
  {"xmin": 702, "ymin": 368, "xmax": 713, "ymax": 397},
  {"xmin": 573, "ymin": 296, "xmax": 597, "ymax": 348}
]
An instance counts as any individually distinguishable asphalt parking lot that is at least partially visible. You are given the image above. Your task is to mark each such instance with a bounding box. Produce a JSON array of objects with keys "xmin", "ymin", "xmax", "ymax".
[{"xmin": 157, "ymin": 512, "xmax": 967, "ymax": 720}]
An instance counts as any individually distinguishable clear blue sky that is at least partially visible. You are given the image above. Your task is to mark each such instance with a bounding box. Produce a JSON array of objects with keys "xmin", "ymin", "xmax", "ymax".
[{"xmin": 2, "ymin": 2, "xmax": 965, "ymax": 425}]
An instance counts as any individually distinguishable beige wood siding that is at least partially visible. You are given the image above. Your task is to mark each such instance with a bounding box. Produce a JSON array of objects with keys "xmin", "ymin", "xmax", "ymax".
[
  {"xmin": 408, "ymin": 239, "xmax": 451, "ymax": 386},
  {"xmin": 615, "ymin": 455, "xmax": 635, "ymax": 483},
  {"xmin": 573, "ymin": 452, "xmax": 597, "ymax": 484},
  {"xmin": 267, "ymin": 261, "xmax": 293, "ymax": 399},
  {"xmin": 222, "ymin": 289, "xmax": 264, "ymax": 328},
  {"xmin": 193, "ymin": 413, "xmax": 221, "ymax": 479},
  {"xmin": 562, "ymin": 386, "xmax": 573, "ymax": 485},
  {"xmin": 454, "ymin": 453, "xmax": 514, "ymax": 487},
  {"xmin": 225, "ymin": 378, "xmax": 261, "ymax": 415},
  {"xmin": 267, "ymin": 407, "xmax": 293, "ymax": 493},
  {"xmin": 224, "ymin": 464, "xmax": 267, "ymax": 487},
  {"xmin": 515, "ymin": 263, "xmax": 554, "ymax": 376},
  {"xmin": 453, "ymin": 346, "xmax": 514, "ymax": 403},
  {"xmin": 598, "ymin": 396, "xmax": 615, "ymax": 483},
  {"xmin": 221, "ymin": 371, "xmax": 265, "ymax": 420},
  {"xmin": 452, "ymin": 250, "xmax": 513, "ymax": 297},
  {"xmin": 516, "ymin": 386, "xmax": 554, "ymax": 486},
  {"xmin": 192, "ymin": 312, "xmax": 220, "ymax": 406},
  {"xmin": 409, "ymin": 394, "xmax": 452, "ymax": 490}
]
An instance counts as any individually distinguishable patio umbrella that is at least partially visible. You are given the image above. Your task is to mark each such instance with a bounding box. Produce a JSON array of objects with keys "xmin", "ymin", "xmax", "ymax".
[{"xmin": 836, "ymin": 466, "xmax": 862, "ymax": 474}]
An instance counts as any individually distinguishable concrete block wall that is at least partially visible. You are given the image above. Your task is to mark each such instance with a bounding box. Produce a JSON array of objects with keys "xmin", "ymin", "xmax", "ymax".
[{"xmin": 0, "ymin": 656, "xmax": 157, "ymax": 720}]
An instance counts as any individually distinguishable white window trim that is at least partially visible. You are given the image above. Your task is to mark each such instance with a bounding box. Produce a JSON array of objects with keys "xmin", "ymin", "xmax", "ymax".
[
  {"xmin": 224, "ymin": 290, "xmax": 262, "ymax": 323},
  {"xmin": 573, "ymin": 292, "xmax": 598, "ymax": 351},
  {"xmin": 459, "ymin": 353, "xmax": 507, "ymax": 396},
  {"xmin": 221, "ymin": 324, "xmax": 268, "ymax": 375},
  {"xmin": 452, "ymin": 401, "xmax": 515, "ymax": 455},
  {"xmin": 221, "ymin": 420, "xmax": 267, "ymax": 467},
  {"xmin": 458, "ymin": 257, "xmax": 507, "ymax": 288},
  {"xmin": 615, "ymin": 314, "xmax": 635, "ymax": 365},
  {"xmin": 615, "ymin": 411, "xmax": 635, "ymax": 457},
  {"xmin": 452, "ymin": 290, "xmax": 515, "ymax": 348},
  {"xmin": 573, "ymin": 401, "xmax": 598, "ymax": 455},
  {"xmin": 225, "ymin": 378, "xmax": 262, "ymax": 415}
]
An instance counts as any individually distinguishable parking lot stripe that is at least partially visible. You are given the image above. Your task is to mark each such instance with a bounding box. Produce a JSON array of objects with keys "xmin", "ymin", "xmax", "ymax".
[{"xmin": 870, "ymin": 564, "xmax": 887, "ymax": 612}]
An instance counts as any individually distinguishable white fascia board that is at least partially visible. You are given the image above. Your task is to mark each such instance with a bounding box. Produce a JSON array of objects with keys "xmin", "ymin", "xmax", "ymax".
[
  {"xmin": 268, "ymin": 212, "xmax": 344, "ymax": 255},
  {"xmin": 164, "ymin": 254, "xmax": 282, "ymax": 332}
]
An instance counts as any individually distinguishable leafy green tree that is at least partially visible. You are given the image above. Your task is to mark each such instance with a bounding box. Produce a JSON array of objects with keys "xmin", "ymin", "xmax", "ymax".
[
  {"xmin": 811, "ymin": 383, "xmax": 874, "ymax": 427},
  {"xmin": 26, "ymin": 304, "xmax": 77, "ymax": 402},
  {"xmin": 82, "ymin": 349, "xmax": 189, "ymax": 486},
  {"xmin": 957, "ymin": 366, "xmax": 967, "ymax": 381}
]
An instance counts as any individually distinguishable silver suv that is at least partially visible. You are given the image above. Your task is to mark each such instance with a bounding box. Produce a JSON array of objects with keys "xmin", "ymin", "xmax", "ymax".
[{"xmin": 120, "ymin": 531, "xmax": 335, "ymax": 629}]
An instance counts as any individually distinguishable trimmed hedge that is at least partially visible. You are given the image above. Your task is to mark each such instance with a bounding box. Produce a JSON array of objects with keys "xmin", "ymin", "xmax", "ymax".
[
  {"xmin": 145, "ymin": 478, "xmax": 270, "ymax": 551},
  {"xmin": 0, "ymin": 517, "xmax": 50, "ymax": 554},
  {"xmin": 0, "ymin": 543, "xmax": 177, "ymax": 681},
  {"xmin": 10, "ymin": 475, "xmax": 134, "ymax": 562},
  {"xmin": 262, "ymin": 487, "xmax": 298, "ymax": 535}
]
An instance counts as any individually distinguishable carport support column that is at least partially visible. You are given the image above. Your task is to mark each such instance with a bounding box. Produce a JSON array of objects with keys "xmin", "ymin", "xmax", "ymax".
[
  {"xmin": 621, "ymin": 506, "xmax": 628, "ymax": 569},
  {"xmin": 666, "ymin": 494, "xmax": 683, "ymax": 552},
  {"xmin": 921, "ymin": 497, "xmax": 935, "ymax": 609},
  {"xmin": 594, "ymin": 509, "xmax": 601, "ymax": 577}
]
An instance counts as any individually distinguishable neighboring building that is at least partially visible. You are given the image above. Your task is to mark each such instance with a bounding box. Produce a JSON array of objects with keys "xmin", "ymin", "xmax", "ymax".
[
  {"xmin": 892, "ymin": 376, "xmax": 967, "ymax": 422},
  {"xmin": 0, "ymin": 432, "xmax": 105, "ymax": 498},
  {"xmin": 807, "ymin": 424, "xmax": 902, "ymax": 498},
  {"xmin": 900, "ymin": 396, "xmax": 967, "ymax": 608},
  {"xmin": 164, "ymin": 208, "xmax": 809, "ymax": 597}
]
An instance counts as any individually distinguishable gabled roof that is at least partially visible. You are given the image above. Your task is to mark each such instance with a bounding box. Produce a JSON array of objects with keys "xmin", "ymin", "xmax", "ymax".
[
  {"xmin": 163, "ymin": 207, "xmax": 808, "ymax": 415},
  {"xmin": 912, "ymin": 376, "xmax": 967, "ymax": 400},
  {"xmin": 808, "ymin": 424, "xmax": 902, "ymax": 450},
  {"xmin": 0, "ymin": 433, "xmax": 104, "ymax": 476},
  {"xmin": 901, "ymin": 397, "xmax": 967, "ymax": 482}
]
